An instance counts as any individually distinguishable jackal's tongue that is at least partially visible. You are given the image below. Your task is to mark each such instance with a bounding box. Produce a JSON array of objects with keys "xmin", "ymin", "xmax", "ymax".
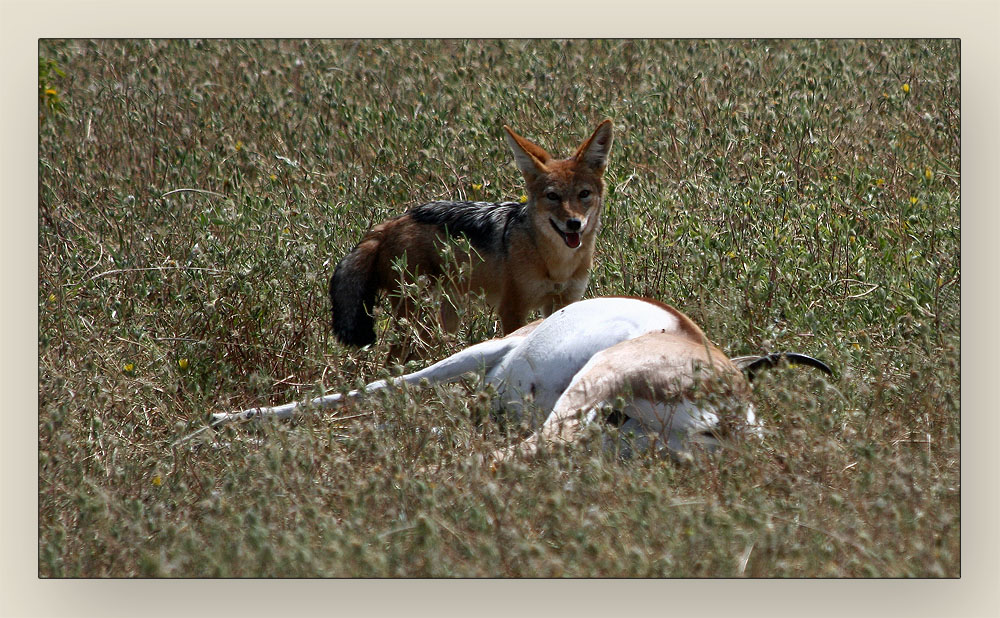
[{"xmin": 564, "ymin": 232, "xmax": 581, "ymax": 249}]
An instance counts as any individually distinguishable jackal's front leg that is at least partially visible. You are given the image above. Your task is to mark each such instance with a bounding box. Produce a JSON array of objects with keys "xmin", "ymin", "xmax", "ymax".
[
  {"xmin": 497, "ymin": 294, "xmax": 530, "ymax": 336},
  {"xmin": 541, "ymin": 277, "xmax": 589, "ymax": 317}
]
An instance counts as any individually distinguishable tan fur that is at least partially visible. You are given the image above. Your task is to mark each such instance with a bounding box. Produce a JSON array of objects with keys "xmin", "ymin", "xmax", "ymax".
[
  {"xmin": 496, "ymin": 330, "xmax": 752, "ymax": 462},
  {"xmin": 372, "ymin": 217, "xmax": 504, "ymax": 339},
  {"xmin": 555, "ymin": 332, "xmax": 751, "ymax": 412}
]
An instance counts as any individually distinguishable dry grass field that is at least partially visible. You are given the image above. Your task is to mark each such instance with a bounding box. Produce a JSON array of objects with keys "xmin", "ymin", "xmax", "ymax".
[{"xmin": 38, "ymin": 39, "xmax": 959, "ymax": 577}]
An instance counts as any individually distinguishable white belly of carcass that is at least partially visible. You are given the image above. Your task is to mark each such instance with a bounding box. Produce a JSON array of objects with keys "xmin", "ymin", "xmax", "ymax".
[{"xmin": 485, "ymin": 297, "xmax": 679, "ymax": 423}]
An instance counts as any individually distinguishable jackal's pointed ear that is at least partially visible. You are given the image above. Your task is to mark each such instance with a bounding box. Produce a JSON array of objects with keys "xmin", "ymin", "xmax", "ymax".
[
  {"xmin": 573, "ymin": 119, "xmax": 614, "ymax": 173},
  {"xmin": 504, "ymin": 125, "xmax": 551, "ymax": 182}
]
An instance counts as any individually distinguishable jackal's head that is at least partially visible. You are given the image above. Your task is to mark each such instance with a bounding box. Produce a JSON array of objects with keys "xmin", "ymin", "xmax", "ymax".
[{"xmin": 504, "ymin": 119, "xmax": 614, "ymax": 250}]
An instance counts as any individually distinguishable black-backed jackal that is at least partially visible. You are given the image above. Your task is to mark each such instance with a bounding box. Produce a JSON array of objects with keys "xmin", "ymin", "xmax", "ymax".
[{"xmin": 329, "ymin": 120, "xmax": 614, "ymax": 349}]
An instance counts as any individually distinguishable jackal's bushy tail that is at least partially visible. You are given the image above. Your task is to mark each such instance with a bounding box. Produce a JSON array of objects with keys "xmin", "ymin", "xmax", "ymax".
[{"xmin": 330, "ymin": 238, "xmax": 381, "ymax": 347}]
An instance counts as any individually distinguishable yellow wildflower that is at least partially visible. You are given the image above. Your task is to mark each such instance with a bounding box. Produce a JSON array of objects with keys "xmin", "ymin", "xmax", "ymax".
[
  {"xmin": 472, "ymin": 183, "xmax": 483, "ymax": 191},
  {"xmin": 910, "ymin": 196, "xmax": 918, "ymax": 205},
  {"xmin": 235, "ymin": 140, "xmax": 244, "ymax": 151},
  {"xmin": 519, "ymin": 194, "xmax": 528, "ymax": 203},
  {"xmin": 152, "ymin": 475, "xmax": 162, "ymax": 487},
  {"xmin": 123, "ymin": 362, "xmax": 135, "ymax": 373},
  {"xmin": 178, "ymin": 358, "xmax": 189, "ymax": 370},
  {"xmin": 924, "ymin": 167, "xmax": 933, "ymax": 181},
  {"xmin": 902, "ymin": 83, "xmax": 910, "ymax": 93}
]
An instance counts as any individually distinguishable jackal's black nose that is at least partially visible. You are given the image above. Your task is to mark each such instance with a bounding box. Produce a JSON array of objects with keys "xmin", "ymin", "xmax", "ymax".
[{"xmin": 565, "ymin": 218, "xmax": 582, "ymax": 232}]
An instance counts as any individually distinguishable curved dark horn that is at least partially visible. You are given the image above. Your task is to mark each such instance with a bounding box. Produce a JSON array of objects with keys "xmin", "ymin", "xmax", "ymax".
[{"xmin": 735, "ymin": 352, "xmax": 834, "ymax": 382}]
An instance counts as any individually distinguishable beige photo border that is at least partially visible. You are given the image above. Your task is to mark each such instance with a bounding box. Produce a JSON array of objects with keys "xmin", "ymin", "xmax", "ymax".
[{"xmin": 4, "ymin": 1, "xmax": 997, "ymax": 616}]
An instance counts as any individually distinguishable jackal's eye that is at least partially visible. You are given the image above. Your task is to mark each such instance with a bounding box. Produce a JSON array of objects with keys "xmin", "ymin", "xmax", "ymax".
[
  {"xmin": 578, "ymin": 190, "xmax": 591, "ymax": 199},
  {"xmin": 546, "ymin": 192, "xmax": 560, "ymax": 202}
]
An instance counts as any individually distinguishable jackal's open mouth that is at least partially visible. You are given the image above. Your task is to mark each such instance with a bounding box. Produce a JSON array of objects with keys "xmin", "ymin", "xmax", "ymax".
[{"xmin": 550, "ymin": 219, "xmax": 582, "ymax": 249}]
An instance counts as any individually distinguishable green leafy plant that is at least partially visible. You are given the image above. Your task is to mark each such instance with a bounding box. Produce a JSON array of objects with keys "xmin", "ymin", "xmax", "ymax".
[{"xmin": 38, "ymin": 57, "xmax": 66, "ymax": 121}]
